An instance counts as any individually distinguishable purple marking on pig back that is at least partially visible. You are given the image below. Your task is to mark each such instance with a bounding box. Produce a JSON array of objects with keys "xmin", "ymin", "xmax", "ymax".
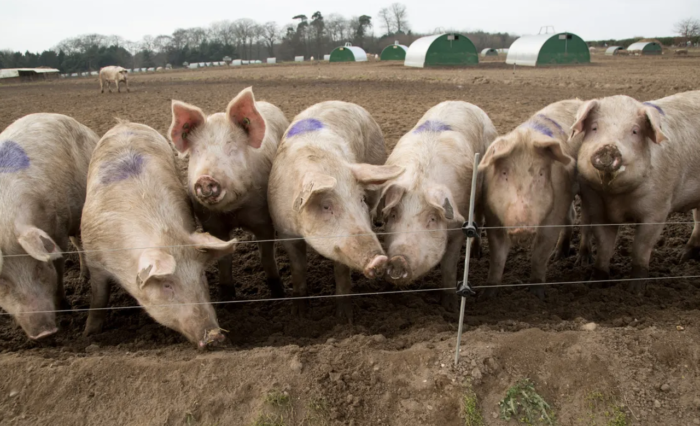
[
  {"xmin": 100, "ymin": 152, "xmax": 145, "ymax": 184},
  {"xmin": 643, "ymin": 102, "xmax": 665, "ymax": 116},
  {"xmin": 536, "ymin": 114, "xmax": 564, "ymax": 134},
  {"xmin": 287, "ymin": 118, "xmax": 324, "ymax": 137},
  {"xmin": 521, "ymin": 121, "xmax": 554, "ymax": 138},
  {"xmin": 413, "ymin": 120, "xmax": 452, "ymax": 134},
  {"xmin": 0, "ymin": 141, "xmax": 30, "ymax": 174}
]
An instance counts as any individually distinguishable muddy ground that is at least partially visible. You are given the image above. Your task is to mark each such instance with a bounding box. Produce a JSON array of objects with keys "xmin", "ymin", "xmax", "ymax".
[{"xmin": 2, "ymin": 54, "xmax": 700, "ymax": 426}]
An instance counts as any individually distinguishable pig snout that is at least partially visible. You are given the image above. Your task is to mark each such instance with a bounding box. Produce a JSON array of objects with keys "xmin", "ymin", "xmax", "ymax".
[
  {"xmin": 194, "ymin": 175, "xmax": 226, "ymax": 205},
  {"xmin": 363, "ymin": 255, "xmax": 388, "ymax": 279},
  {"xmin": 591, "ymin": 144, "xmax": 623, "ymax": 173},
  {"xmin": 18, "ymin": 313, "xmax": 58, "ymax": 340},
  {"xmin": 387, "ymin": 255, "xmax": 411, "ymax": 284},
  {"xmin": 197, "ymin": 327, "xmax": 226, "ymax": 349},
  {"xmin": 508, "ymin": 224, "xmax": 536, "ymax": 236}
]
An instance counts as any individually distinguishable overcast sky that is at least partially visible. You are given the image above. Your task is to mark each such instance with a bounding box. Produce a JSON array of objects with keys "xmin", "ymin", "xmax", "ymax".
[{"xmin": 2, "ymin": 0, "xmax": 698, "ymax": 52}]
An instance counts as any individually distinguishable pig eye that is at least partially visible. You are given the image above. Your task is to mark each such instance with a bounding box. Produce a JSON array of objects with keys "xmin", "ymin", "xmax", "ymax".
[
  {"xmin": 361, "ymin": 195, "xmax": 366, "ymax": 204},
  {"xmin": 632, "ymin": 128, "xmax": 638, "ymax": 135},
  {"xmin": 591, "ymin": 123, "xmax": 598, "ymax": 132},
  {"xmin": 163, "ymin": 283, "xmax": 174, "ymax": 291}
]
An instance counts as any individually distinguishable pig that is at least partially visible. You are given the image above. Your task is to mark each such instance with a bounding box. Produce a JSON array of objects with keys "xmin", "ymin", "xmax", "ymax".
[
  {"xmin": 268, "ymin": 101, "xmax": 404, "ymax": 321},
  {"xmin": 168, "ymin": 87, "xmax": 288, "ymax": 300},
  {"xmin": 379, "ymin": 101, "xmax": 497, "ymax": 311},
  {"xmin": 478, "ymin": 100, "xmax": 585, "ymax": 299},
  {"xmin": 81, "ymin": 122, "xmax": 238, "ymax": 347},
  {"xmin": 0, "ymin": 113, "xmax": 98, "ymax": 339},
  {"xmin": 99, "ymin": 66, "xmax": 129, "ymax": 93},
  {"xmin": 572, "ymin": 91, "xmax": 700, "ymax": 293}
]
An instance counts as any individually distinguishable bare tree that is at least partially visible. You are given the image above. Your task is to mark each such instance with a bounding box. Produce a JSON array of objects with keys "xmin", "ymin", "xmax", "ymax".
[
  {"xmin": 326, "ymin": 14, "xmax": 347, "ymax": 42},
  {"xmin": 262, "ymin": 22, "xmax": 281, "ymax": 56},
  {"xmin": 378, "ymin": 8, "xmax": 395, "ymax": 36},
  {"xmin": 210, "ymin": 20, "xmax": 236, "ymax": 45},
  {"xmin": 674, "ymin": 18, "xmax": 700, "ymax": 41},
  {"xmin": 389, "ymin": 3, "xmax": 409, "ymax": 34},
  {"xmin": 153, "ymin": 35, "xmax": 172, "ymax": 53},
  {"xmin": 140, "ymin": 35, "xmax": 155, "ymax": 52},
  {"xmin": 186, "ymin": 27, "xmax": 208, "ymax": 46},
  {"xmin": 233, "ymin": 18, "xmax": 257, "ymax": 59}
]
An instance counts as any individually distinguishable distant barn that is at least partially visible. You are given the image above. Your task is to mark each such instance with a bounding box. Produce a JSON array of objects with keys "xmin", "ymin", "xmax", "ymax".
[
  {"xmin": 381, "ymin": 41, "xmax": 408, "ymax": 61},
  {"xmin": 405, "ymin": 33, "xmax": 479, "ymax": 67},
  {"xmin": 605, "ymin": 46, "xmax": 625, "ymax": 55},
  {"xmin": 627, "ymin": 41, "xmax": 662, "ymax": 55},
  {"xmin": 480, "ymin": 48, "xmax": 498, "ymax": 57},
  {"xmin": 506, "ymin": 32, "xmax": 590, "ymax": 66},
  {"xmin": 330, "ymin": 43, "xmax": 368, "ymax": 62},
  {"xmin": 0, "ymin": 67, "xmax": 60, "ymax": 83}
]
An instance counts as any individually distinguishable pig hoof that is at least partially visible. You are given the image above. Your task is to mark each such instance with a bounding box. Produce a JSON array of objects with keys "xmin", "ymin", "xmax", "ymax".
[
  {"xmin": 552, "ymin": 245, "xmax": 572, "ymax": 261},
  {"xmin": 292, "ymin": 299, "xmax": 309, "ymax": 318},
  {"xmin": 219, "ymin": 285, "xmax": 237, "ymax": 302},
  {"xmin": 266, "ymin": 278, "xmax": 285, "ymax": 299},
  {"xmin": 680, "ymin": 246, "xmax": 700, "ymax": 263},
  {"xmin": 627, "ymin": 282, "xmax": 647, "ymax": 294},
  {"xmin": 529, "ymin": 285, "xmax": 546, "ymax": 301},
  {"xmin": 575, "ymin": 253, "xmax": 593, "ymax": 267},
  {"xmin": 479, "ymin": 288, "xmax": 499, "ymax": 300},
  {"xmin": 336, "ymin": 300, "xmax": 354, "ymax": 324},
  {"xmin": 440, "ymin": 294, "xmax": 459, "ymax": 313},
  {"xmin": 364, "ymin": 255, "xmax": 388, "ymax": 279},
  {"xmin": 387, "ymin": 256, "xmax": 410, "ymax": 282}
]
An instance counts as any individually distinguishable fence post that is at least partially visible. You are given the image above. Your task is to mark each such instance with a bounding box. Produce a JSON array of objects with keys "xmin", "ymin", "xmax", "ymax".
[{"xmin": 454, "ymin": 153, "xmax": 481, "ymax": 366}]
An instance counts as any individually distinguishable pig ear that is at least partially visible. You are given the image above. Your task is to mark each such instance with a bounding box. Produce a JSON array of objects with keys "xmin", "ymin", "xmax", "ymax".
[
  {"xmin": 137, "ymin": 249, "xmax": 177, "ymax": 289},
  {"xmin": 349, "ymin": 164, "xmax": 405, "ymax": 190},
  {"xmin": 570, "ymin": 100, "xmax": 598, "ymax": 138},
  {"xmin": 170, "ymin": 100, "xmax": 206, "ymax": 154},
  {"xmin": 641, "ymin": 106, "xmax": 668, "ymax": 144},
  {"xmin": 190, "ymin": 232, "xmax": 238, "ymax": 261},
  {"xmin": 17, "ymin": 227, "xmax": 62, "ymax": 262},
  {"xmin": 425, "ymin": 186, "xmax": 465, "ymax": 223},
  {"xmin": 532, "ymin": 139, "xmax": 574, "ymax": 165},
  {"xmin": 380, "ymin": 184, "xmax": 406, "ymax": 217},
  {"xmin": 226, "ymin": 87, "xmax": 266, "ymax": 149},
  {"xmin": 478, "ymin": 138, "xmax": 515, "ymax": 171},
  {"xmin": 293, "ymin": 172, "xmax": 337, "ymax": 212}
]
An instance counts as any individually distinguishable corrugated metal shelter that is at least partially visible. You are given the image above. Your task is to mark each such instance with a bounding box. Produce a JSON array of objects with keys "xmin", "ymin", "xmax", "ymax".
[
  {"xmin": 627, "ymin": 42, "xmax": 662, "ymax": 55},
  {"xmin": 330, "ymin": 43, "xmax": 368, "ymax": 62},
  {"xmin": 506, "ymin": 32, "xmax": 590, "ymax": 66},
  {"xmin": 605, "ymin": 46, "xmax": 624, "ymax": 55},
  {"xmin": 0, "ymin": 67, "xmax": 60, "ymax": 82},
  {"xmin": 267, "ymin": 58, "xmax": 277, "ymax": 64},
  {"xmin": 405, "ymin": 33, "xmax": 478, "ymax": 68},
  {"xmin": 380, "ymin": 41, "xmax": 408, "ymax": 61},
  {"xmin": 481, "ymin": 48, "xmax": 498, "ymax": 57}
]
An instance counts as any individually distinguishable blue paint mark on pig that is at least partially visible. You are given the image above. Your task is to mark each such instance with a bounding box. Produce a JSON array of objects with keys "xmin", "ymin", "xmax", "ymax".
[
  {"xmin": 0, "ymin": 141, "xmax": 30, "ymax": 174},
  {"xmin": 521, "ymin": 121, "xmax": 554, "ymax": 138},
  {"xmin": 643, "ymin": 102, "xmax": 665, "ymax": 116},
  {"xmin": 536, "ymin": 114, "xmax": 564, "ymax": 134},
  {"xmin": 287, "ymin": 119, "xmax": 325, "ymax": 137},
  {"xmin": 101, "ymin": 152, "xmax": 145, "ymax": 184},
  {"xmin": 413, "ymin": 120, "xmax": 452, "ymax": 134}
]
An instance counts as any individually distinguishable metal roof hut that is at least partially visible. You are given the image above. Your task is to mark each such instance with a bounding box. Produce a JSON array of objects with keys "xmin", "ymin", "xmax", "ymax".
[
  {"xmin": 329, "ymin": 43, "xmax": 368, "ymax": 62},
  {"xmin": 0, "ymin": 67, "xmax": 60, "ymax": 83},
  {"xmin": 506, "ymin": 32, "xmax": 590, "ymax": 66},
  {"xmin": 404, "ymin": 33, "xmax": 478, "ymax": 68},
  {"xmin": 627, "ymin": 41, "xmax": 662, "ymax": 55},
  {"xmin": 481, "ymin": 48, "xmax": 498, "ymax": 57},
  {"xmin": 605, "ymin": 46, "xmax": 624, "ymax": 55},
  {"xmin": 380, "ymin": 41, "xmax": 408, "ymax": 61}
]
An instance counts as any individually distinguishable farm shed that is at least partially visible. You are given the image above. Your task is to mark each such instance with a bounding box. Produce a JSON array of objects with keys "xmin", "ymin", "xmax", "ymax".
[
  {"xmin": 380, "ymin": 41, "xmax": 408, "ymax": 61},
  {"xmin": 506, "ymin": 32, "xmax": 590, "ymax": 66},
  {"xmin": 330, "ymin": 43, "xmax": 368, "ymax": 62},
  {"xmin": 606, "ymin": 46, "xmax": 624, "ymax": 55},
  {"xmin": 0, "ymin": 67, "xmax": 60, "ymax": 83},
  {"xmin": 481, "ymin": 48, "xmax": 498, "ymax": 57},
  {"xmin": 627, "ymin": 41, "xmax": 662, "ymax": 55},
  {"xmin": 404, "ymin": 33, "xmax": 478, "ymax": 68}
]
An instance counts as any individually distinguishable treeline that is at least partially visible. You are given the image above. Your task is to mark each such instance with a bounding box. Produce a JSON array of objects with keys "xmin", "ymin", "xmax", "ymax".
[{"xmin": 589, "ymin": 35, "xmax": 699, "ymax": 48}]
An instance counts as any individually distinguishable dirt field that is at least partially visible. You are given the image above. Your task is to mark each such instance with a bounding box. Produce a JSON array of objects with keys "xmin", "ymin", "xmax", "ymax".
[{"xmin": 2, "ymin": 55, "xmax": 700, "ymax": 426}]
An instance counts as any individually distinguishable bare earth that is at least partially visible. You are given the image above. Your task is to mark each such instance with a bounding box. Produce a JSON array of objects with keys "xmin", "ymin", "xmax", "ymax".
[{"xmin": 1, "ymin": 55, "xmax": 700, "ymax": 426}]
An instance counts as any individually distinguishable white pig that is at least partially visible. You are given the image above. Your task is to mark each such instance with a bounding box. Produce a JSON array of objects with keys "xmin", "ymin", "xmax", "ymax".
[
  {"xmin": 99, "ymin": 66, "xmax": 129, "ymax": 93},
  {"xmin": 168, "ymin": 87, "xmax": 288, "ymax": 300},
  {"xmin": 0, "ymin": 113, "xmax": 97, "ymax": 339},
  {"xmin": 572, "ymin": 91, "xmax": 700, "ymax": 292},
  {"xmin": 380, "ymin": 101, "xmax": 497, "ymax": 311},
  {"xmin": 268, "ymin": 101, "xmax": 404, "ymax": 321},
  {"xmin": 81, "ymin": 122, "xmax": 238, "ymax": 347}
]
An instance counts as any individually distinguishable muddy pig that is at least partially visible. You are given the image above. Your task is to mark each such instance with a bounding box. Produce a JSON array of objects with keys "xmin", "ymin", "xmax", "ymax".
[
  {"xmin": 572, "ymin": 91, "xmax": 700, "ymax": 292},
  {"xmin": 169, "ymin": 87, "xmax": 288, "ymax": 300},
  {"xmin": 268, "ymin": 102, "xmax": 404, "ymax": 321},
  {"xmin": 479, "ymin": 100, "xmax": 585, "ymax": 299},
  {"xmin": 81, "ymin": 122, "xmax": 238, "ymax": 348},
  {"xmin": 0, "ymin": 113, "xmax": 98, "ymax": 339},
  {"xmin": 379, "ymin": 101, "xmax": 497, "ymax": 311}
]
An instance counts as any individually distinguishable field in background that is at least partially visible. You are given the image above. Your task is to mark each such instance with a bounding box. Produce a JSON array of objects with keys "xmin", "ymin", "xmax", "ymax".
[{"xmin": 1, "ymin": 56, "xmax": 700, "ymax": 426}]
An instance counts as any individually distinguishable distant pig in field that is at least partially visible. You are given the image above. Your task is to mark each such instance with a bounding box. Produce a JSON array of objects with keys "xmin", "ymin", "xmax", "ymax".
[
  {"xmin": 379, "ymin": 101, "xmax": 497, "ymax": 311},
  {"xmin": 169, "ymin": 87, "xmax": 288, "ymax": 300},
  {"xmin": 268, "ymin": 102, "xmax": 404, "ymax": 321},
  {"xmin": 81, "ymin": 122, "xmax": 238, "ymax": 348},
  {"xmin": 0, "ymin": 113, "xmax": 98, "ymax": 339},
  {"xmin": 479, "ymin": 100, "xmax": 584, "ymax": 299},
  {"xmin": 572, "ymin": 91, "xmax": 700, "ymax": 292},
  {"xmin": 99, "ymin": 66, "xmax": 129, "ymax": 93}
]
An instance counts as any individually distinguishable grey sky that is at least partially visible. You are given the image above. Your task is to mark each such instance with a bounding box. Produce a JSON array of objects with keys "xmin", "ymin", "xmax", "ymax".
[{"xmin": 2, "ymin": 0, "xmax": 698, "ymax": 52}]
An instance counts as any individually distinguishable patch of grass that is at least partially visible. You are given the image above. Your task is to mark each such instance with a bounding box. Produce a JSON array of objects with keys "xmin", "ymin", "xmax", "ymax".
[
  {"xmin": 605, "ymin": 405, "xmax": 628, "ymax": 426},
  {"xmin": 251, "ymin": 414, "xmax": 286, "ymax": 426},
  {"xmin": 462, "ymin": 389, "xmax": 484, "ymax": 426},
  {"xmin": 583, "ymin": 390, "xmax": 629, "ymax": 426},
  {"xmin": 265, "ymin": 390, "xmax": 291, "ymax": 408},
  {"xmin": 303, "ymin": 397, "xmax": 331, "ymax": 426},
  {"xmin": 499, "ymin": 378, "xmax": 556, "ymax": 425}
]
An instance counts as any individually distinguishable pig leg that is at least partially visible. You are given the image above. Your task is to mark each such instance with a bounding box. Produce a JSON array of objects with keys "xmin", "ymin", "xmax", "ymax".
[
  {"xmin": 334, "ymin": 261, "xmax": 354, "ymax": 323},
  {"xmin": 250, "ymin": 224, "xmax": 284, "ymax": 298},
  {"xmin": 70, "ymin": 236, "xmax": 89, "ymax": 282},
  {"xmin": 591, "ymin": 224, "xmax": 619, "ymax": 282},
  {"xmin": 217, "ymin": 254, "xmax": 236, "ymax": 300},
  {"xmin": 576, "ymin": 203, "xmax": 593, "ymax": 267},
  {"xmin": 125, "ymin": 78, "xmax": 130, "ymax": 93},
  {"xmin": 481, "ymin": 228, "xmax": 511, "ymax": 299},
  {"xmin": 53, "ymin": 257, "xmax": 71, "ymax": 310},
  {"xmin": 283, "ymin": 238, "xmax": 308, "ymax": 316},
  {"xmin": 116, "ymin": 79, "xmax": 120, "ymax": 93},
  {"xmin": 680, "ymin": 209, "xmax": 700, "ymax": 263},
  {"xmin": 553, "ymin": 205, "xmax": 575, "ymax": 261},
  {"xmin": 440, "ymin": 233, "xmax": 466, "ymax": 312},
  {"xmin": 530, "ymin": 226, "xmax": 561, "ymax": 300},
  {"xmin": 628, "ymin": 222, "xmax": 665, "ymax": 294},
  {"xmin": 100, "ymin": 78, "xmax": 104, "ymax": 93},
  {"xmin": 84, "ymin": 267, "xmax": 111, "ymax": 336}
]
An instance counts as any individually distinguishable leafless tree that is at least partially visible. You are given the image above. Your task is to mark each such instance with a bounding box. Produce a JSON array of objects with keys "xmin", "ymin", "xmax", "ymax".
[
  {"xmin": 674, "ymin": 18, "xmax": 700, "ymax": 40},
  {"xmin": 389, "ymin": 3, "xmax": 409, "ymax": 34},
  {"xmin": 186, "ymin": 27, "xmax": 208, "ymax": 46},
  {"xmin": 140, "ymin": 35, "xmax": 155, "ymax": 51},
  {"xmin": 378, "ymin": 8, "xmax": 395, "ymax": 36},
  {"xmin": 209, "ymin": 20, "xmax": 236, "ymax": 45},
  {"xmin": 325, "ymin": 14, "xmax": 348, "ymax": 42},
  {"xmin": 153, "ymin": 35, "xmax": 172, "ymax": 53},
  {"xmin": 262, "ymin": 22, "xmax": 281, "ymax": 56}
]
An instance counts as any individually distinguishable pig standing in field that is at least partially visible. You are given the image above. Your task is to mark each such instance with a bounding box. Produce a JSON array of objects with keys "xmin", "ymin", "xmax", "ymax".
[
  {"xmin": 168, "ymin": 87, "xmax": 288, "ymax": 300},
  {"xmin": 0, "ymin": 113, "xmax": 97, "ymax": 339},
  {"xmin": 379, "ymin": 101, "xmax": 497, "ymax": 311},
  {"xmin": 478, "ymin": 100, "xmax": 585, "ymax": 299},
  {"xmin": 572, "ymin": 91, "xmax": 700, "ymax": 292},
  {"xmin": 99, "ymin": 66, "xmax": 129, "ymax": 93},
  {"xmin": 81, "ymin": 122, "xmax": 238, "ymax": 347},
  {"xmin": 268, "ymin": 102, "xmax": 404, "ymax": 321}
]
